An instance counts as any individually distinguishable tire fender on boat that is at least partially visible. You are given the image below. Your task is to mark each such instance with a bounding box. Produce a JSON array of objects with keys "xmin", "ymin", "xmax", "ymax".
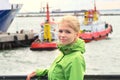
[
  {"xmin": 99, "ymin": 35, "xmax": 101, "ymax": 38},
  {"xmin": 92, "ymin": 37, "xmax": 94, "ymax": 40},
  {"xmin": 110, "ymin": 25, "xmax": 113, "ymax": 33}
]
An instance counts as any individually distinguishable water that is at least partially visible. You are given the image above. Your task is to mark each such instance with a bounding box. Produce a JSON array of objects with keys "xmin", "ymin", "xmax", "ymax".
[{"xmin": 0, "ymin": 15, "xmax": 120, "ymax": 75}]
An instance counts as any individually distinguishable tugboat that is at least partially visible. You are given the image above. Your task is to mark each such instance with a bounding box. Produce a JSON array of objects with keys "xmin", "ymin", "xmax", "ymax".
[
  {"xmin": 79, "ymin": 0, "xmax": 113, "ymax": 43},
  {"xmin": 30, "ymin": 3, "xmax": 58, "ymax": 50}
]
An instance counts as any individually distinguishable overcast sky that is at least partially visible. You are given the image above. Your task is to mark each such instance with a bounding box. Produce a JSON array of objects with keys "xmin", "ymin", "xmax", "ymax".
[{"xmin": 10, "ymin": 0, "xmax": 120, "ymax": 12}]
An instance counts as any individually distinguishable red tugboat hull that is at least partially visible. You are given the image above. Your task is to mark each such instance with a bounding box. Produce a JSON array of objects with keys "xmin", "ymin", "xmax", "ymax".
[
  {"xmin": 30, "ymin": 42, "xmax": 57, "ymax": 50},
  {"xmin": 79, "ymin": 25, "xmax": 112, "ymax": 43}
]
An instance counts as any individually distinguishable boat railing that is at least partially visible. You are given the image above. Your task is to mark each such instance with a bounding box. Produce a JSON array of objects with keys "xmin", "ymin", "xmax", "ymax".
[
  {"xmin": 0, "ymin": 74, "xmax": 120, "ymax": 80},
  {"xmin": 11, "ymin": 4, "xmax": 23, "ymax": 10}
]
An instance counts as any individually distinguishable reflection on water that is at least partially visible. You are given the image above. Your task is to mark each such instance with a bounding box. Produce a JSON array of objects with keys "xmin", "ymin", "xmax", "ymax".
[{"xmin": 0, "ymin": 16, "xmax": 120, "ymax": 75}]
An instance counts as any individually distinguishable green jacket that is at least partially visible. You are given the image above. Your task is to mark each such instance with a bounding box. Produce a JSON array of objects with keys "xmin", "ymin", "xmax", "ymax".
[{"xmin": 36, "ymin": 38, "xmax": 86, "ymax": 80}]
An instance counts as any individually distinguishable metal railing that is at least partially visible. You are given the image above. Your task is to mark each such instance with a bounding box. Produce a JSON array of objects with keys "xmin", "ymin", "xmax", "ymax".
[{"xmin": 0, "ymin": 75, "xmax": 120, "ymax": 80}]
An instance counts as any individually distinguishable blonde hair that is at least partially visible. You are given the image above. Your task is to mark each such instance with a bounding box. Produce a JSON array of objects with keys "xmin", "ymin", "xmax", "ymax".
[{"xmin": 59, "ymin": 15, "xmax": 80, "ymax": 33}]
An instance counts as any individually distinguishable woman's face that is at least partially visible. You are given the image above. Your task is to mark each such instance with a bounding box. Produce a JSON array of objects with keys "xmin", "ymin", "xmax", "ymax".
[{"xmin": 58, "ymin": 22, "xmax": 78, "ymax": 45}]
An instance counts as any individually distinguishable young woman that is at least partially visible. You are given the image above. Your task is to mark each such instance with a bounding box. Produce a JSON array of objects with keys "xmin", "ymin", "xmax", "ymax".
[{"xmin": 26, "ymin": 15, "xmax": 86, "ymax": 80}]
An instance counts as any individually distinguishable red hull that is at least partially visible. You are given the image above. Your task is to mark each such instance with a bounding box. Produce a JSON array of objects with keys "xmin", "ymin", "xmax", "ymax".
[
  {"xmin": 79, "ymin": 25, "xmax": 113, "ymax": 43},
  {"xmin": 79, "ymin": 32, "xmax": 93, "ymax": 43},
  {"xmin": 30, "ymin": 42, "xmax": 57, "ymax": 50}
]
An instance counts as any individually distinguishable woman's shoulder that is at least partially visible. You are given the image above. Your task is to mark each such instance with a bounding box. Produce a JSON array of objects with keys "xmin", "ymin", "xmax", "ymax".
[{"xmin": 70, "ymin": 51, "xmax": 84, "ymax": 60}]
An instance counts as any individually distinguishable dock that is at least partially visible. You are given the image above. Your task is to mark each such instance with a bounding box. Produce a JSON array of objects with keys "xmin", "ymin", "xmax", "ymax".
[{"xmin": 0, "ymin": 31, "xmax": 35, "ymax": 50}]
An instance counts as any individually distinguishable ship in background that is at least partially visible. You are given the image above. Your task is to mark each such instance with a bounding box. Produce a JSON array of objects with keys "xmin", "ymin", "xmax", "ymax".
[{"xmin": 0, "ymin": 0, "xmax": 22, "ymax": 32}]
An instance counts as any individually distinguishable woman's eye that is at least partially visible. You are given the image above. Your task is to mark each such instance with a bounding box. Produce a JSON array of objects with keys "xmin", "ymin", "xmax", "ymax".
[
  {"xmin": 58, "ymin": 30, "xmax": 71, "ymax": 34},
  {"xmin": 65, "ymin": 30, "xmax": 71, "ymax": 33},
  {"xmin": 58, "ymin": 30, "xmax": 63, "ymax": 33}
]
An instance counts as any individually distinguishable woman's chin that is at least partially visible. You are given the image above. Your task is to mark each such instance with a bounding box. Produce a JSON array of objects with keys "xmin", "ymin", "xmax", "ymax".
[{"xmin": 61, "ymin": 42, "xmax": 69, "ymax": 45}]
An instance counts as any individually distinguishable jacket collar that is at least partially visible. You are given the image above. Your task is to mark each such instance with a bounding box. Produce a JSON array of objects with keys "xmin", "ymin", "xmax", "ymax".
[{"xmin": 57, "ymin": 39, "xmax": 85, "ymax": 55}]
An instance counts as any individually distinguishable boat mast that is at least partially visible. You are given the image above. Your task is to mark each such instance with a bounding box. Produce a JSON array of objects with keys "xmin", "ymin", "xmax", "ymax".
[
  {"xmin": 46, "ymin": 3, "xmax": 50, "ymax": 22},
  {"xmin": 93, "ymin": 0, "xmax": 99, "ymax": 21},
  {"xmin": 94, "ymin": 0, "xmax": 96, "ymax": 11}
]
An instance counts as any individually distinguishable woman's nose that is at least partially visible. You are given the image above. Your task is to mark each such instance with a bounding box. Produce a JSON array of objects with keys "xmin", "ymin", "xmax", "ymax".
[
  {"xmin": 58, "ymin": 32, "xmax": 66, "ymax": 37},
  {"xmin": 61, "ymin": 32, "xmax": 66, "ymax": 36}
]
